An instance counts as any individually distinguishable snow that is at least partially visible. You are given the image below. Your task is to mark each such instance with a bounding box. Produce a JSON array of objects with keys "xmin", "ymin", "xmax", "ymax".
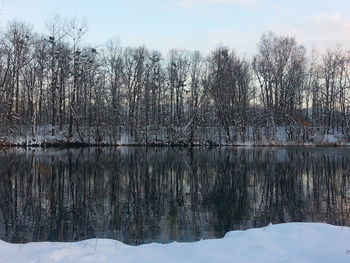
[
  {"xmin": 0, "ymin": 125, "xmax": 350, "ymax": 146},
  {"xmin": 2, "ymin": 125, "xmax": 350, "ymax": 146},
  {"xmin": 1, "ymin": 223, "xmax": 349, "ymax": 263}
]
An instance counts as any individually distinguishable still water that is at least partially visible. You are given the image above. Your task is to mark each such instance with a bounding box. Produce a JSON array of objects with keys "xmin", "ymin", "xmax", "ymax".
[{"xmin": 0, "ymin": 147, "xmax": 349, "ymax": 245}]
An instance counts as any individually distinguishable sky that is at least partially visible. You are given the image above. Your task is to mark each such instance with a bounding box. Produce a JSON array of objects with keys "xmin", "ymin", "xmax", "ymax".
[{"xmin": 1, "ymin": 0, "xmax": 350, "ymax": 57}]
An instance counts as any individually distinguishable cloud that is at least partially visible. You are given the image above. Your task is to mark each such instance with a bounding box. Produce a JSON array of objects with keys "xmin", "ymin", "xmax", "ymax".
[
  {"xmin": 312, "ymin": 13, "xmax": 350, "ymax": 36},
  {"xmin": 198, "ymin": 13, "xmax": 350, "ymax": 57},
  {"xmin": 264, "ymin": 13, "xmax": 350, "ymax": 52},
  {"xmin": 177, "ymin": 0, "xmax": 256, "ymax": 7}
]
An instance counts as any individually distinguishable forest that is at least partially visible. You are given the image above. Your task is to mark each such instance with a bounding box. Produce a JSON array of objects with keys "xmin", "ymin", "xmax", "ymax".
[{"xmin": 1, "ymin": 17, "xmax": 350, "ymax": 145}]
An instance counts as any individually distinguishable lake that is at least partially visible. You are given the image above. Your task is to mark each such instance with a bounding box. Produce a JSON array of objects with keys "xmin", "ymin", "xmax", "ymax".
[{"xmin": 0, "ymin": 147, "xmax": 349, "ymax": 245}]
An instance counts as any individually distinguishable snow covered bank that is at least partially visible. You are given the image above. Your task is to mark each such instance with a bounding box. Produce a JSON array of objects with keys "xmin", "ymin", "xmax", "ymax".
[
  {"xmin": 0, "ymin": 223, "xmax": 349, "ymax": 263},
  {"xmin": 2, "ymin": 125, "xmax": 350, "ymax": 147}
]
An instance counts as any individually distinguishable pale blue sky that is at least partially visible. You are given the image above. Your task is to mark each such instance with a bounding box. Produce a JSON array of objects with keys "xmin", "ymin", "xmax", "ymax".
[{"xmin": 1, "ymin": 0, "xmax": 350, "ymax": 56}]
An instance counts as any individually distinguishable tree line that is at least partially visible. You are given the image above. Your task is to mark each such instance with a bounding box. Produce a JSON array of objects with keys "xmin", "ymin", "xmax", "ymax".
[{"xmin": 0, "ymin": 17, "xmax": 350, "ymax": 143}]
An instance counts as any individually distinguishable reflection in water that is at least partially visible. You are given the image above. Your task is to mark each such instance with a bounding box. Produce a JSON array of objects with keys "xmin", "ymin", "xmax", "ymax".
[{"xmin": 0, "ymin": 147, "xmax": 349, "ymax": 245}]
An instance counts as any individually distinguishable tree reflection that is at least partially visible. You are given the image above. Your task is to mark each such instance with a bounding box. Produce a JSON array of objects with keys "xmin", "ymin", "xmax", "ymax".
[{"xmin": 0, "ymin": 147, "xmax": 349, "ymax": 244}]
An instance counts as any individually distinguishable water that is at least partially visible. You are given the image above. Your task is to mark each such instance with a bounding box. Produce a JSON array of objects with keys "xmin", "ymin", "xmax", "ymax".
[{"xmin": 0, "ymin": 147, "xmax": 349, "ymax": 245}]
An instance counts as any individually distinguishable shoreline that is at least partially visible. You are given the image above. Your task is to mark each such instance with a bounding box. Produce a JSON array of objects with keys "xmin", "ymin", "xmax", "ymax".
[
  {"xmin": 2, "ymin": 125, "xmax": 349, "ymax": 148},
  {"xmin": 0, "ymin": 141, "xmax": 349, "ymax": 148}
]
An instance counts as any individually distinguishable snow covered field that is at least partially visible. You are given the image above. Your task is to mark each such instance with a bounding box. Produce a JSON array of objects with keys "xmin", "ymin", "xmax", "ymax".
[{"xmin": 0, "ymin": 223, "xmax": 349, "ymax": 263}]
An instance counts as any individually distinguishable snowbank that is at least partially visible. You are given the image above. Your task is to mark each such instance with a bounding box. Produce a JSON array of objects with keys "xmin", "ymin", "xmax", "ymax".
[
  {"xmin": 2, "ymin": 125, "xmax": 350, "ymax": 146},
  {"xmin": 0, "ymin": 223, "xmax": 349, "ymax": 263}
]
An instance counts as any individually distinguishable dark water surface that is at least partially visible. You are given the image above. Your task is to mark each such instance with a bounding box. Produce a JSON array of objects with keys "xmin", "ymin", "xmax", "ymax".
[{"xmin": 0, "ymin": 147, "xmax": 349, "ymax": 245}]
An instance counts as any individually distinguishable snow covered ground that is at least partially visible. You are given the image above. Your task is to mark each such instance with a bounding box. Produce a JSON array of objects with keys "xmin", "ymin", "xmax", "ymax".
[
  {"xmin": 0, "ymin": 223, "xmax": 349, "ymax": 263},
  {"xmin": 2, "ymin": 124, "xmax": 350, "ymax": 146}
]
